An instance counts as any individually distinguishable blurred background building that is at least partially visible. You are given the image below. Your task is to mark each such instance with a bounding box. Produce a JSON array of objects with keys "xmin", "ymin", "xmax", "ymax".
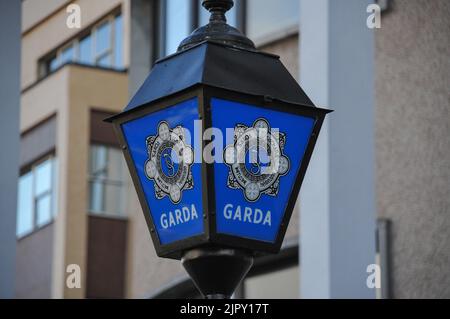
[{"xmin": 0, "ymin": 0, "xmax": 448, "ymax": 299}]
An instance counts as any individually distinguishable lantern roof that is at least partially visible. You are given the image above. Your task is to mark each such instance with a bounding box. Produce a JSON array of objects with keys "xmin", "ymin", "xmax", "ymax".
[{"xmin": 107, "ymin": 40, "xmax": 316, "ymax": 122}]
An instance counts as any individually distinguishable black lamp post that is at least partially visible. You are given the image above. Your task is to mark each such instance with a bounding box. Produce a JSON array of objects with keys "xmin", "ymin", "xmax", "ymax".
[{"xmin": 107, "ymin": 0, "xmax": 331, "ymax": 299}]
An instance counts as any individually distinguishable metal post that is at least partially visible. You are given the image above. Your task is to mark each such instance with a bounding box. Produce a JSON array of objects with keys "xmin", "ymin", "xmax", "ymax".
[
  {"xmin": 182, "ymin": 248, "xmax": 253, "ymax": 299},
  {"xmin": 179, "ymin": 0, "xmax": 256, "ymax": 299}
]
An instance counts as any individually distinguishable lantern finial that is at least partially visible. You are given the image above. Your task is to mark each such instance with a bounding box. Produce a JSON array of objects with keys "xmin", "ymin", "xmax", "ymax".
[
  {"xmin": 202, "ymin": 0, "xmax": 234, "ymax": 23},
  {"xmin": 178, "ymin": 0, "xmax": 255, "ymax": 52}
]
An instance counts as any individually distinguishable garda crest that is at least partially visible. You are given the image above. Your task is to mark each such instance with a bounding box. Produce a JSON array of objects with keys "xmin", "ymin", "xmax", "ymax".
[
  {"xmin": 224, "ymin": 118, "xmax": 290, "ymax": 202},
  {"xmin": 144, "ymin": 121, "xmax": 194, "ymax": 204}
]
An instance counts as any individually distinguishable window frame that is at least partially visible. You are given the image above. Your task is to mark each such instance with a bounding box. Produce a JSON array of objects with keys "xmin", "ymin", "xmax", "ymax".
[
  {"xmin": 40, "ymin": 11, "xmax": 124, "ymax": 78},
  {"xmin": 157, "ymin": 0, "xmax": 197, "ymax": 58},
  {"xmin": 88, "ymin": 144, "xmax": 127, "ymax": 219},
  {"xmin": 17, "ymin": 155, "xmax": 57, "ymax": 239},
  {"xmin": 92, "ymin": 16, "xmax": 115, "ymax": 67}
]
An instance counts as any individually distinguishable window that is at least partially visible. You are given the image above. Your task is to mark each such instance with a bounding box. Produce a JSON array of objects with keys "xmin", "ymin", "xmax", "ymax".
[
  {"xmin": 164, "ymin": 0, "xmax": 194, "ymax": 55},
  {"xmin": 114, "ymin": 14, "xmax": 124, "ymax": 67},
  {"xmin": 60, "ymin": 43, "xmax": 75, "ymax": 66},
  {"xmin": 246, "ymin": 0, "xmax": 299, "ymax": 45},
  {"xmin": 42, "ymin": 13, "xmax": 124, "ymax": 76},
  {"xmin": 16, "ymin": 157, "xmax": 58, "ymax": 238},
  {"xmin": 161, "ymin": 1, "xmax": 244, "ymax": 57},
  {"xmin": 88, "ymin": 145, "xmax": 127, "ymax": 218},
  {"xmin": 79, "ymin": 34, "xmax": 92, "ymax": 65},
  {"xmin": 95, "ymin": 20, "xmax": 112, "ymax": 67}
]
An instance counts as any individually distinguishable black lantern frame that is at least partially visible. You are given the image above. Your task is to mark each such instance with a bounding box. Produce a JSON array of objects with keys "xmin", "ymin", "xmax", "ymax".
[
  {"xmin": 109, "ymin": 62, "xmax": 330, "ymax": 259},
  {"xmin": 107, "ymin": 0, "xmax": 332, "ymax": 299}
]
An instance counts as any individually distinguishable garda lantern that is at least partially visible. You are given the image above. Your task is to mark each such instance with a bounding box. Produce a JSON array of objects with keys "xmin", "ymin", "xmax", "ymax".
[{"xmin": 107, "ymin": 0, "xmax": 331, "ymax": 299}]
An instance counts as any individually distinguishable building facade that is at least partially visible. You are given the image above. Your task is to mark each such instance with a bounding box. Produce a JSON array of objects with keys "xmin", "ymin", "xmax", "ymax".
[
  {"xmin": 12, "ymin": 0, "xmax": 450, "ymax": 299},
  {"xmin": 17, "ymin": 0, "xmax": 130, "ymax": 298}
]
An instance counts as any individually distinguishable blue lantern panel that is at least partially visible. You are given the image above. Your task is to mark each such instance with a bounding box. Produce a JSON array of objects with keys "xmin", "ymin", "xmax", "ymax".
[
  {"xmin": 121, "ymin": 98, "xmax": 204, "ymax": 245},
  {"xmin": 211, "ymin": 98, "xmax": 315, "ymax": 243}
]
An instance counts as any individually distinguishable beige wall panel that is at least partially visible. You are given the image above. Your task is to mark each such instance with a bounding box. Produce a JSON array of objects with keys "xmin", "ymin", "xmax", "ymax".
[
  {"xmin": 22, "ymin": 0, "xmax": 70, "ymax": 32},
  {"xmin": 49, "ymin": 65, "xmax": 127, "ymax": 298},
  {"xmin": 375, "ymin": 0, "xmax": 450, "ymax": 298},
  {"xmin": 69, "ymin": 66, "xmax": 128, "ymax": 113},
  {"xmin": 15, "ymin": 224, "xmax": 54, "ymax": 299},
  {"xmin": 21, "ymin": 69, "xmax": 69, "ymax": 132},
  {"xmin": 125, "ymin": 188, "xmax": 183, "ymax": 298}
]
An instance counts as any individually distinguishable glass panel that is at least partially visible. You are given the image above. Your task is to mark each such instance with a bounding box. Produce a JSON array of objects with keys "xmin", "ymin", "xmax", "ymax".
[
  {"xmin": 246, "ymin": 0, "xmax": 299, "ymax": 42},
  {"xmin": 107, "ymin": 147, "xmax": 125, "ymax": 181},
  {"xmin": 49, "ymin": 56, "xmax": 60, "ymax": 72},
  {"xmin": 103, "ymin": 182, "xmax": 125, "ymax": 217},
  {"xmin": 60, "ymin": 44, "xmax": 75, "ymax": 65},
  {"xmin": 114, "ymin": 14, "xmax": 123, "ymax": 68},
  {"xmin": 89, "ymin": 145, "xmax": 127, "ymax": 217},
  {"xmin": 35, "ymin": 159, "xmax": 52, "ymax": 196},
  {"xmin": 198, "ymin": 0, "xmax": 239, "ymax": 27},
  {"xmin": 52, "ymin": 158, "xmax": 59, "ymax": 217},
  {"xmin": 36, "ymin": 194, "xmax": 52, "ymax": 227},
  {"xmin": 96, "ymin": 21, "xmax": 111, "ymax": 56},
  {"xmin": 98, "ymin": 54, "xmax": 112, "ymax": 68},
  {"xmin": 79, "ymin": 34, "xmax": 93, "ymax": 65},
  {"xmin": 90, "ymin": 145, "xmax": 108, "ymax": 176},
  {"xmin": 16, "ymin": 172, "xmax": 34, "ymax": 237},
  {"xmin": 89, "ymin": 180, "xmax": 104, "ymax": 213},
  {"xmin": 165, "ymin": 0, "xmax": 191, "ymax": 55}
]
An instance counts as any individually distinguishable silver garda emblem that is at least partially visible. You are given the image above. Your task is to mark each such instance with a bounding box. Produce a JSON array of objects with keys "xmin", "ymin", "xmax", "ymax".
[
  {"xmin": 144, "ymin": 121, "xmax": 194, "ymax": 204},
  {"xmin": 224, "ymin": 118, "xmax": 290, "ymax": 202}
]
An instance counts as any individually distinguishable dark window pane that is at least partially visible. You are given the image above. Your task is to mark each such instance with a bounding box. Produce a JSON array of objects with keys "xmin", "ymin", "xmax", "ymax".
[
  {"xmin": 114, "ymin": 14, "xmax": 123, "ymax": 68},
  {"xmin": 16, "ymin": 172, "xmax": 34, "ymax": 237},
  {"xmin": 79, "ymin": 34, "xmax": 93, "ymax": 65}
]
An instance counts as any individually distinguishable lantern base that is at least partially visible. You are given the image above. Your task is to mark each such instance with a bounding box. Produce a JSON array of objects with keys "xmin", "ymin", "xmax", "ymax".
[{"xmin": 182, "ymin": 247, "xmax": 253, "ymax": 299}]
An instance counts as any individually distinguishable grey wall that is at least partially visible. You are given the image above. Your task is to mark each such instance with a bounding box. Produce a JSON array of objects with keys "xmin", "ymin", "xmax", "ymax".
[
  {"xmin": 20, "ymin": 116, "xmax": 56, "ymax": 168},
  {"xmin": 15, "ymin": 224, "xmax": 54, "ymax": 299},
  {"xmin": 375, "ymin": 0, "xmax": 450, "ymax": 298},
  {"xmin": 0, "ymin": 0, "xmax": 21, "ymax": 299},
  {"xmin": 299, "ymin": 0, "xmax": 376, "ymax": 298}
]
